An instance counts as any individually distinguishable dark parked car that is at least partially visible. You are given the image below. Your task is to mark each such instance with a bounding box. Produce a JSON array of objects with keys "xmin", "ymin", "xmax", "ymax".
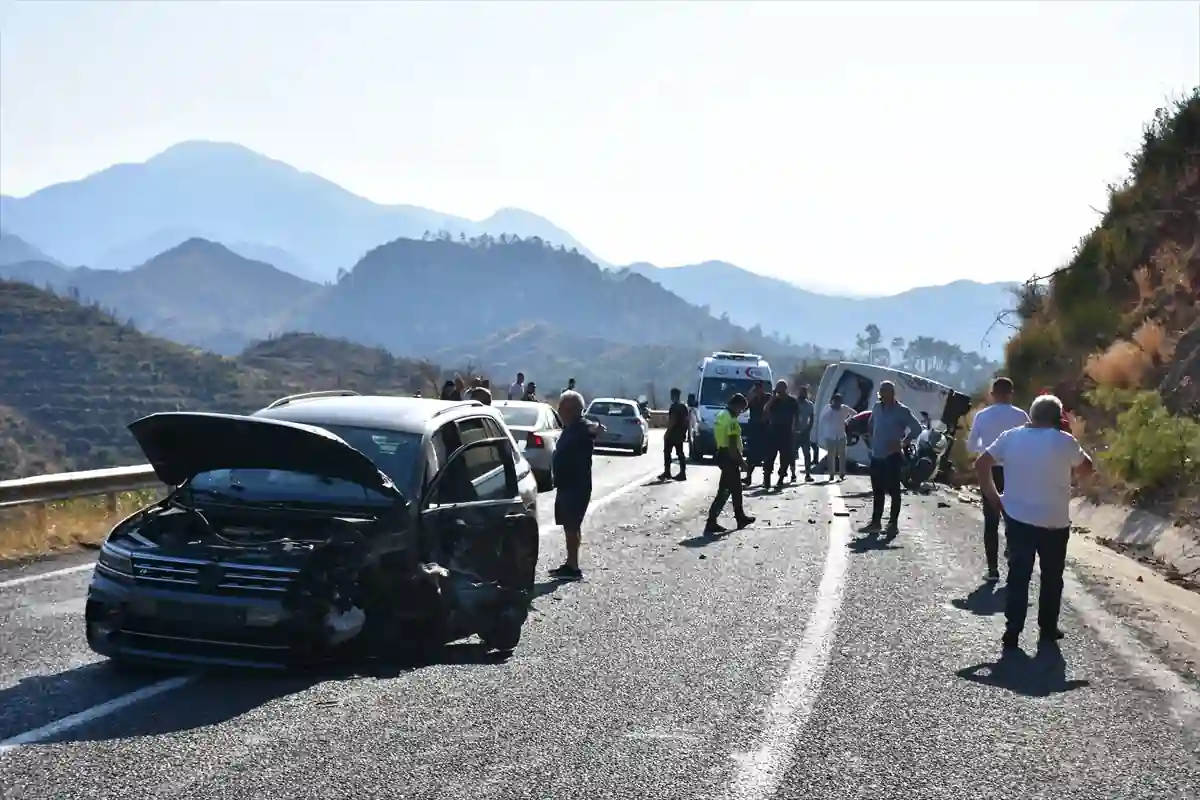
[{"xmin": 85, "ymin": 392, "xmax": 541, "ymax": 669}]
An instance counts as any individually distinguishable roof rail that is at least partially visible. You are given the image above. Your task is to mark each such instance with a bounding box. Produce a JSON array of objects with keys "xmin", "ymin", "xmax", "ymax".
[
  {"xmin": 264, "ymin": 389, "xmax": 361, "ymax": 410},
  {"xmin": 431, "ymin": 400, "xmax": 484, "ymax": 419}
]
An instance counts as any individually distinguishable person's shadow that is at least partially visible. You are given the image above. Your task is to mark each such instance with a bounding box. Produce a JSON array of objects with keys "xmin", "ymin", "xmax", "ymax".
[
  {"xmin": 956, "ymin": 641, "xmax": 1089, "ymax": 697},
  {"xmin": 951, "ymin": 581, "xmax": 1008, "ymax": 616}
]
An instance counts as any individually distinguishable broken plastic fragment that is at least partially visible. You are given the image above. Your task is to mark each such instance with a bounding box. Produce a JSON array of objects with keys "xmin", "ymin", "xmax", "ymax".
[{"xmin": 324, "ymin": 605, "xmax": 366, "ymax": 646}]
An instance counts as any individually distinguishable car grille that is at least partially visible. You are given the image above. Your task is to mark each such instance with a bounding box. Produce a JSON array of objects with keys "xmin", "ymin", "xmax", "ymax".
[{"xmin": 130, "ymin": 553, "xmax": 300, "ymax": 597}]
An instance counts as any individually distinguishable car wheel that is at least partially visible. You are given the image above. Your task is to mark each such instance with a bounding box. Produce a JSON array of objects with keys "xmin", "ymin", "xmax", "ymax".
[
  {"xmin": 535, "ymin": 468, "xmax": 554, "ymax": 492},
  {"xmin": 480, "ymin": 604, "xmax": 526, "ymax": 652}
]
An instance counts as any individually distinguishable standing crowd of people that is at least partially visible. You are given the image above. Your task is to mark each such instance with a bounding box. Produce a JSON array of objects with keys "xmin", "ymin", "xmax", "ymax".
[{"xmin": 424, "ymin": 367, "xmax": 1095, "ymax": 652}]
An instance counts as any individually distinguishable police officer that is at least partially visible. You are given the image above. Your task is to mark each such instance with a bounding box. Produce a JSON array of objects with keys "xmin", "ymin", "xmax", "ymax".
[{"xmin": 704, "ymin": 393, "xmax": 757, "ymax": 535}]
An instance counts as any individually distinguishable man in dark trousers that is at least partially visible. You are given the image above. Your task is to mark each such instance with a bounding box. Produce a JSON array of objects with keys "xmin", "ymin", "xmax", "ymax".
[
  {"xmin": 742, "ymin": 381, "xmax": 769, "ymax": 486},
  {"xmin": 794, "ymin": 386, "xmax": 816, "ymax": 482},
  {"xmin": 860, "ymin": 380, "xmax": 923, "ymax": 537},
  {"xmin": 705, "ymin": 394, "xmax": 756, "ymax": 535},
  {"xmin": 966, "ymin": 376, "xmax": 1030, "ymax": 582},
  {"xmin": 762, "ymin": 379, "xmax": 800, "ymax": 490},
  {"xmin": 660, "ymin": 387, "xmax": 689, "ymax": 481},
  {"xmin": 975, "ymin": 393, "xmax": 1094, "ymax": 649},
  {"xmin": 549, "ymin": 390, "xmax": 594, "ymax": 581}
]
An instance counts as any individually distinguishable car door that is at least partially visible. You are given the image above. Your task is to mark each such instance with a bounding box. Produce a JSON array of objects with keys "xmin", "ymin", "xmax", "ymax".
[{"xmin": 421, "ymin": 424, "xmax": 538, "ymax": 592}]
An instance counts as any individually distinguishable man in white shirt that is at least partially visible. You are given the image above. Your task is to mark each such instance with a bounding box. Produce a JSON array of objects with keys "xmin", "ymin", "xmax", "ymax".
[
  {"xmin": 819, "ymin": 392, "xmax": 856, "ymax": 481},
  {"xmin": 508, "ymin": 372, "xmax": 526, "ymax": 401},
  {"xmin": 974, "ymin": 393, "xmax": 1094, "ymax": 650},
  {"xmin": 966, "ymin": 377, "xmax": 1031, "ymax": 582}
]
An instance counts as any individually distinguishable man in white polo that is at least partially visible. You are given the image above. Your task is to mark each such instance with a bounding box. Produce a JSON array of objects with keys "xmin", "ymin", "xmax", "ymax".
[
  {"xmin": 974, "ymin": 394, "xmax": 1094, "ymax": 650},
  {"xmin": 966, "ymin": 377, "xmax": 1030, "ymax": 582}
]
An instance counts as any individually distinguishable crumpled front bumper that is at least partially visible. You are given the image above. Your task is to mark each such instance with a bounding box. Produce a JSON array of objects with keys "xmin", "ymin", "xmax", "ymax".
[{"xmin": 85, "ymin": 568, "xmax": 311, "ymax": 670}]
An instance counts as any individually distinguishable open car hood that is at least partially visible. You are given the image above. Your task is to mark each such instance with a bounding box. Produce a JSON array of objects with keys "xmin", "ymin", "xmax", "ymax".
[{"xmin": 128, "ymin": 411, "xmax": 401, "ymax": 498}]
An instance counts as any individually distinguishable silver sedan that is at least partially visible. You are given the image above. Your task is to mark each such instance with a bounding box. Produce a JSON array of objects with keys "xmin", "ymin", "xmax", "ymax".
[
  {"xmin": 585, "ymin": 397, "xmax": 649, "ymax": 454},
  {"xmin": 494, "ymin": 400, "xmax": 563, "ymax": 491}
]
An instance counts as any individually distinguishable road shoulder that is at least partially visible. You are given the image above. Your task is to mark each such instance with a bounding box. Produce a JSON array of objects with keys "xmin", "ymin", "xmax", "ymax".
[{"xmin": 940, "ymin": 486, "xmax": 1200, "ymax": 683}]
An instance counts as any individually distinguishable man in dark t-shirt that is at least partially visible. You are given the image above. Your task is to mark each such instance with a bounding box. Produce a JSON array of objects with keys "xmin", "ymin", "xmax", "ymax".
[
  {"xmin": 743, "ymin": 381, "xmax": 769, "ymax": 486},
  {"xmin": 763, "ymin": 380, "xmax": 800, "ymax": 489},
  {"xmin": 660, "ymin": 387, "xmax": 690, "ymax": 481}
]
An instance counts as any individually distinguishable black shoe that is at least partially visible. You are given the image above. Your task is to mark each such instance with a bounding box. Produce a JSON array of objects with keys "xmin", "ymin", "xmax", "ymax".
[
  {"xmin": 805, "ymin": 474, "xmax": 813, "ymax": 483},
  {"xmin": 884, "ymin": 521, "xmax": 899, "ymax": 537},
  {"xmin": 704, "ymin": 521, "xmax": 728, "ymax": 536},
  {"xmin": 549, "ymin": 563, "xmax": 583, "ymax": 581},
  {"xmin": 735, "ymin": 515, "xmax": 756, "ymax": 529},
  {"xmin": 1001, "ymin": 631, "xmax": 1021, "ymax": 649},
  {"xmin": 657, "ymin": 472, "xmax": 671, "ymax": 481},
  {"xmin": 985, "ymin": 568, "xmax": 1000, "ymax": 583},
  {"xmin": 858, "ymin": 521, "xmax": 882, "ymax": 534},
  {"xmin": 673, "ymin": 473, "xmax": 687, "ymax": 481},
  {"xmin": 1039, "ymin": 627, "xmax": 1064, "ymax": 642}
]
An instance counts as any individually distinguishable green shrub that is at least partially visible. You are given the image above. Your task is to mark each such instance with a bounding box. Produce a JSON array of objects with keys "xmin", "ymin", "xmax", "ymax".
[
  {"xmin": 1087, "ymin": 388, "xmax": 1200, "ymax": 490},
  {"xmin": 1005, "ymin": 320, "xmax": 1063, "ymax": 390}
]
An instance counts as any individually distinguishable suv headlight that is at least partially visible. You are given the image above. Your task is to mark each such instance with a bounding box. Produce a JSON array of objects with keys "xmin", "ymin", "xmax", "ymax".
[{"xmin": 97, "ymin": 544, "xmax": 134, "ymax": 578}]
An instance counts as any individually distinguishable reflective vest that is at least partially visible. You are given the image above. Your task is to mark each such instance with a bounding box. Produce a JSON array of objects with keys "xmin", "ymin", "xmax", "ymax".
[{"xmin": 714, "ymin": 410, "xmax": 743, "ymax": 452}]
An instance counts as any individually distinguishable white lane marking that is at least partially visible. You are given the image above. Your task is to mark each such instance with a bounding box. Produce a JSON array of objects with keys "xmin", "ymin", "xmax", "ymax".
[
  {"xmin": 0, "ymin": 675, "xmax": 194, "ymax": 755},
  {"xmin": 539, "ymin": 464, "xmax": 665, "ymax": 536},
  {"xmin": 0, "ymin": 562, "xmax": 94, "ymax": 591},
  {"xmin": 728, "ymin": 481, "xmax": 851, "ymax": 800}
]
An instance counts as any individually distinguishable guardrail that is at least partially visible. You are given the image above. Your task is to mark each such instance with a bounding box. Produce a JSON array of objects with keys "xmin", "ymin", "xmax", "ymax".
[
  {"xmin": 0, "ymin": 408, "xmax": 672, "ymax": 529},
  {"xmin": 0, "ymin": 464, "xmax": 162, "ymax": 534}
]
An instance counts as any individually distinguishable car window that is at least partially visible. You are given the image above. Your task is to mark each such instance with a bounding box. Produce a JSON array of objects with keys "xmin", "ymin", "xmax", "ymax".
[
  {"xmin": 190, "ymin": 469, "xmax": 395, "ymax": 507},
  {"xmin": 550, "ymin": 409, "xmax": 563, "ymax": 428},
  {"xmin": 587, "ymin": 402, "xmax": 636, "ymax": 417},
  {"xmin": 430, "ymin": 441, "xmax": 513, "ymax": 505},
  {"xmin": 496, "ymin": 404, "xmax": 541, "ymax": 428}
]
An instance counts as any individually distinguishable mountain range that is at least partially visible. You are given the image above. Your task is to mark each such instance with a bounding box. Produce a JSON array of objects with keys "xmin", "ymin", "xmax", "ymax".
[
  {"xmin": 0, "ymin": 140, "xmax": 1019, "ymax": 359},
  {"xmin": 0, "ymin": 141, "xmax": 603, "ymax": 281},
  {"xmin": 626, "ymin": 261, "xmax": 1018, "ymax": 359}
]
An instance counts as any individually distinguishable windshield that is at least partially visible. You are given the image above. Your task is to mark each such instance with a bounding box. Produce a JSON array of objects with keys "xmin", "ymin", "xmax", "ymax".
[
  {"xmin": 587, "ymin": 402, "xmax": 636, "ymax": 417},
  {"xmin": 188, "ymin": 425, "xmax": 423, "ymax": 506},
  {"xmin": 698, "ymin": 377, "xmax": 764, "ymax": 407},
  {"xmin": 497, "ymin": 405, "xmax": 541, "ymax": 428}
]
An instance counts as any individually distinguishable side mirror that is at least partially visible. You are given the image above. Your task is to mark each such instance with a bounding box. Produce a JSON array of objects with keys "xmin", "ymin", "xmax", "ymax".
[{"xmin": 687, "ymin": 393, "xmax": 697, "ymax": 408}]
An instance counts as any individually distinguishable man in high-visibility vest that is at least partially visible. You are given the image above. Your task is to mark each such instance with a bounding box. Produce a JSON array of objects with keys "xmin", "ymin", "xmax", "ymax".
[{"xmin": 704, "ymin": 393, "xmax": 757, "ymax": 535}]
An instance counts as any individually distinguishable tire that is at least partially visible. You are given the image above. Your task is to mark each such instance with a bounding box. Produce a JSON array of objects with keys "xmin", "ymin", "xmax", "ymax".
[
  {"xmin": 535, "ymin": 467, "xmax": 554, "ymax": 492},
  {"xmin": 479, "ymin": 604, "xmax": 526, "ymax": 652}
]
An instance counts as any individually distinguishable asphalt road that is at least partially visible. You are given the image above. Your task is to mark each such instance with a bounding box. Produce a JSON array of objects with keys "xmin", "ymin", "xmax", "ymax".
[{"xmin": 1, "ymin": 431, "xmax": 1198, "ymax": 799}]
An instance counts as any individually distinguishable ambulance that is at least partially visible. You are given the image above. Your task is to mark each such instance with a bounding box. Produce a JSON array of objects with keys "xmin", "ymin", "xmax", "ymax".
[{"xmin": 686, "ymin": 351, "xmax": 774, "ymax": 461}]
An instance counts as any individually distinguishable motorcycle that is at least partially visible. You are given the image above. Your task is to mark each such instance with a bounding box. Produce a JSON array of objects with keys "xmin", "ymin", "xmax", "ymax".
[{"xmin": 903, "ymin": 421, "xmax": 952, "ymax": 491}]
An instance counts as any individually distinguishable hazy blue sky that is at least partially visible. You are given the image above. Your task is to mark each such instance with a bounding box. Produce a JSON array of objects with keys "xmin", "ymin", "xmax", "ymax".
[{"xmin": 0, "ymin": 0, "xmax": 1196, "ymax": 293}]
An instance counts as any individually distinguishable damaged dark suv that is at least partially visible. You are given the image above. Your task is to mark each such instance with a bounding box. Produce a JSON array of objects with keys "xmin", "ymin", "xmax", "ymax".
[{"xmin": 85, "ymin": 392, "xmax": 541, "ymax": 669}]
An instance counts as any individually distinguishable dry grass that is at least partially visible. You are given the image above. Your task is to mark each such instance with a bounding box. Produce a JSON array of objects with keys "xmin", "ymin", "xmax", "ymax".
[
  {"xmin": 1134, "ymin": 265, "xmax": 1154, "ymax": 303},
  {"xmin": 0, "ymin": 489, "xmax": 161, "ymax": 563},
  {"xmin": 1084, "ymin": 318, "xmax": 1177, "ymax": 389},
  {"xmin": 1133, "ymin": 318, "xmax": 1177, "ymax": 362},
  {"xmin": 1085, "ymin": 340, "xmax": 1150, "ymax": 388},
  {"xmin": 1153, "ymin": 241, "xmax": 1193, "ymax": 293}
]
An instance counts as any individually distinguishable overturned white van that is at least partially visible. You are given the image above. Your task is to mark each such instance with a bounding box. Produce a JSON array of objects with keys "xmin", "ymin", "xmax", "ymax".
[{"xmin": 812, "ymin": 361, "xmax": 973, "ymax": 469}]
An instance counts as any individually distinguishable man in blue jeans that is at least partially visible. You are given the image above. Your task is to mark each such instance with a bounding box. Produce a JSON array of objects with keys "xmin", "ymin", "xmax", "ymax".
[{"xmin": 859, "ymin": 381, "xmax": 923, "ymax": 537}]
